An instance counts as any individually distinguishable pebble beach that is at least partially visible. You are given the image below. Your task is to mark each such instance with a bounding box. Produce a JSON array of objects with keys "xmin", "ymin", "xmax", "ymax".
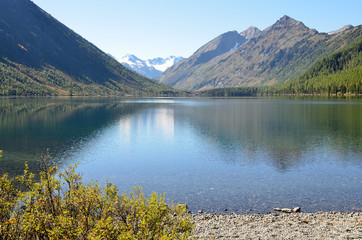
[{"xmin": 190, "ymin": 212, "xmax": 362, "ymax": 239}]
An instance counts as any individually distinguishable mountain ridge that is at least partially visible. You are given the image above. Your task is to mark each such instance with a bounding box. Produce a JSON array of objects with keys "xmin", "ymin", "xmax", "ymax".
[
  {"xmin": 159, "ymin": 15, "xmax": 361, "ymax": 90},
  {"xmin": 159, "ymin": 30, "xmax": 248, "ymax": 87},
  {"xmin": 0, "ymin": 0, "xmax": 175, "ymax": 96},
  {"xmin": 328, "ymin": 25, "xmax": 354, "ymax": 35}
]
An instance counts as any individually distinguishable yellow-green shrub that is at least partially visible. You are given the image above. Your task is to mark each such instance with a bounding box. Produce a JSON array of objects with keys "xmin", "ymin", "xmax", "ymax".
[{"xmin": 0, "ymin": 152, "xmax": 193, "ymax": 239}]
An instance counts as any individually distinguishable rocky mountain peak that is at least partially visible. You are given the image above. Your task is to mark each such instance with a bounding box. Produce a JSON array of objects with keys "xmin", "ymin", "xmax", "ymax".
[
  {"xmin": 189, "ymin": 30, "xmax": 247, "ymax": 65},
  {"xmin": 266, "ymin": 15, "xmax": 315, "ymax": 34},
  {"xmin": 276, "ymin": 15, "xmax": 302, "ymax": 26},
  {"xmin": 240, "ymin": 26, "xmax": 261, "ymax": 40},
  {"xmin": 195, "ymin": 31, "xmax": 246, "ymax": 54},
  {"xmin": 124, "ymin": 54, "xmax": 143, "ymax": 61},
  {"xmin": 280, "ymin": 15, "xmax": 293, "ymax": 21}
]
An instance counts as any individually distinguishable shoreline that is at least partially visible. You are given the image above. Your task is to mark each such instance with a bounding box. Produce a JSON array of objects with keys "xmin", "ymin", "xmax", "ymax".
[{"xmin": 189, "ymin": 211, "xmax": 362, "ymax": 239}]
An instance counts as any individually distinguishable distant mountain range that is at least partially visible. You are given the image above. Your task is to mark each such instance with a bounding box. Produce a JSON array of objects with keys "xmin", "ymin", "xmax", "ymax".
[
  {"xmin": 1, "ymin": 0, "xmax": 360, "ymax": 96},
  {"xmin": 159, "ymin": 15, "xmax": 362, "ymax": 90},
  {"xmin": 0, "ymin": 0, "xmax": 175, "ymax": 96},
  {"xmin": 118, "ymin": 54, "xmax": 184, "ymax": 79}
]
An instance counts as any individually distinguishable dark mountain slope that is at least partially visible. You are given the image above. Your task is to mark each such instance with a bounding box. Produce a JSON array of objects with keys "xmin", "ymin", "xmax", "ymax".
[{"xmin": 0, "ymin": 0, "xmax": 174, "ymax": 95}]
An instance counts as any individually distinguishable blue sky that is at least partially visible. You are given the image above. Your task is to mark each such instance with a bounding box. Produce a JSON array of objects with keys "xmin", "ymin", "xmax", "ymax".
[{"xmin": 32, "ymin": 0, "xmax": 361, "ymax": 60}]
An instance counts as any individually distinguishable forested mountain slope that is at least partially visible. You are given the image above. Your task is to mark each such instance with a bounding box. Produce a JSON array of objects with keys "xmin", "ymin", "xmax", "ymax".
[
  {"xmin": 262, "ymin": 38, "xmax": 362, "ymax": 95},
  {"xmin": 0, "ymin": 0, "xmax": 174, "ymax": 96}
]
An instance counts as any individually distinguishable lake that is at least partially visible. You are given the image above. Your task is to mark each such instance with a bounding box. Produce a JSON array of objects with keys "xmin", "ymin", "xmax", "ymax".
[{"xmin": 0, "ymin": 97, "xmax": 361, "ymax": 213}]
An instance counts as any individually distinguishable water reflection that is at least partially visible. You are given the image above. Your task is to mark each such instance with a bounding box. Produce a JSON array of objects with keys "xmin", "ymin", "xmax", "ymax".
[
  {"xmin": 176, "ymin": 98, "xmax": 361, "ymax": 170},
  {"xmin": 120, "ymin": 108, "xmax": 175, "ymax": 144},
  {"xmin": 0, "ymin": 97, "xmax": 157, "ymax": 175},
  {"xmin": 0, "ymin": 97, "xmax": 361, "ymax": 213}
]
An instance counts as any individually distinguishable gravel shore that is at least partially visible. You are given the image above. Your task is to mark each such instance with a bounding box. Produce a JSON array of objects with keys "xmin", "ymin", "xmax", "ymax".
[{"xmin": 190, "ymin": 212, "xmax": 362, "ymax": 239}]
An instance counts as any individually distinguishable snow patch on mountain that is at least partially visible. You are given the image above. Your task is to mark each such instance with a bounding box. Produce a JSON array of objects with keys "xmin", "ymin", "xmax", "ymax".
[
  {"xmin": 120, "ymin": 54, "xmax": 144, "ymax": 68},
  {"xmin": 230, "ymin": 42, "xmax": 240, "ymax": 51},
  {"xmin": 118, "ymin": 54, "xmax": 184, "ymax": 79},
  {"xmin": 146, "ymin": 56, "xmax": 184, "ymax": 72}
]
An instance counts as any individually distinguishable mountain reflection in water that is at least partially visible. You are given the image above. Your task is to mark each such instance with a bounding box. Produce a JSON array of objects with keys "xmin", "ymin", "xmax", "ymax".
[{"xmin": 0, "ymin": 97, "xmax": 361, "ymax": 213}]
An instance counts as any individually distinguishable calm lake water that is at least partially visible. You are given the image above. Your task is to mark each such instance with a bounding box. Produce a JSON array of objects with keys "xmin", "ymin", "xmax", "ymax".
[{"xmin": 0, "ymin": 97, "xmax": 361, "ymax": 213}]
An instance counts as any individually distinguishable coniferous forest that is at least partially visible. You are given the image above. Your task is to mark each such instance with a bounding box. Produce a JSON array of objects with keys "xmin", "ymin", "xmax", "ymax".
[{"xmin": 261, "ymin": 38, "xmax": 362, "ymax": 95}]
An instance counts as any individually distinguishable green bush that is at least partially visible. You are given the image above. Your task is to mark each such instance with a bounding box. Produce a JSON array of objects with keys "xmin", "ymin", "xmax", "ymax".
[{"xmin": 0, "ymin": 152, "xmax": 193, "ymax": 239}]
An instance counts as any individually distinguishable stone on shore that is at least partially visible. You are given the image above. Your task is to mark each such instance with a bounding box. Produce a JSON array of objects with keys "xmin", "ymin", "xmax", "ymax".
[
  {"xmin": 281, "ymin": 208, "xmax": 292, "ymax": 213},
  {"xmin": 293, "ymin": 207, "xmax": 301, "ymax": 212}
]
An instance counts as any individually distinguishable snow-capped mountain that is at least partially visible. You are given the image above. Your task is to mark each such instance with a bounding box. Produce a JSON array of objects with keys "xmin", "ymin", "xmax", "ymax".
[
  {"xmin": 118, "ymin": 54, "xmax": 184, "ymax": 79},
  {"xmin": 146, "ymin": 56, "xmax": 184, "ymax": 72}
]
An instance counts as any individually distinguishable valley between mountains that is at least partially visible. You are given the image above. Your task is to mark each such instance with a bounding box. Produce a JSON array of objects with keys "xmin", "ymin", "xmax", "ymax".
[{"xmin": 0, "ymin": 0, "xmax": 361, "ymax": 96}]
